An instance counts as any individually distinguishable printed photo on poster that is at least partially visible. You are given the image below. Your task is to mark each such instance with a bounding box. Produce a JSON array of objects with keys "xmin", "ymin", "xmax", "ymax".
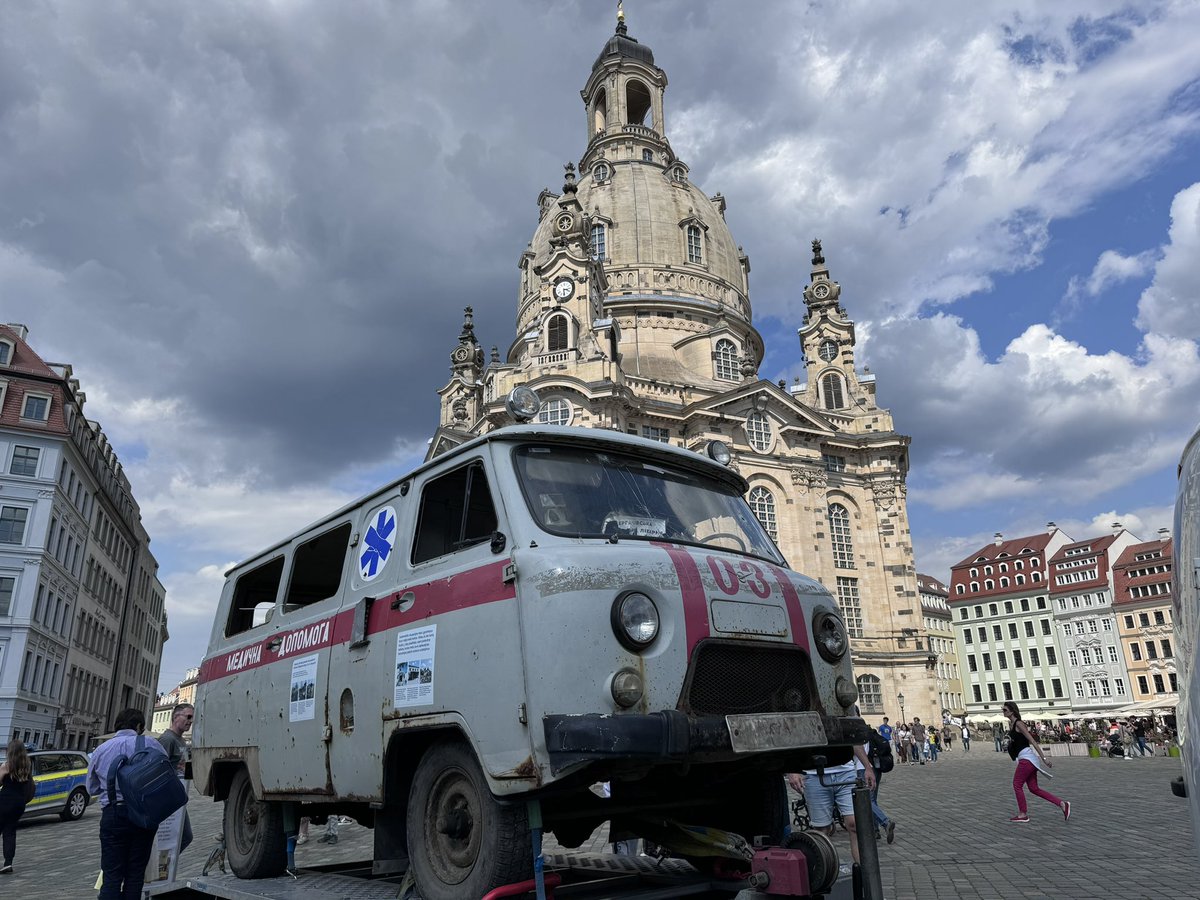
[
  {"xmin": 395, "ymin": 625, "xmax": 436, "ymax": 708},
  {"xmin": 290, "ymin": 653, "xmax": 319, "ymax": 722}
]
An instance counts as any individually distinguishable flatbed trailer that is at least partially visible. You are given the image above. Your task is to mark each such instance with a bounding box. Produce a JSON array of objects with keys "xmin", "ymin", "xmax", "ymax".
[{"xmin": 145, "ymin": 851, "xmax": 857, "ymax": 900}]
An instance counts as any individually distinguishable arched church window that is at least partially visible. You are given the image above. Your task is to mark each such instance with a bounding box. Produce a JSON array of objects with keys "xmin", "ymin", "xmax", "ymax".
[
  {"xmin": 745, "ymin": 413, "xmax": 772, "ymax": 453},
  {"xmin": 592, "ymin": 162, "xmax": 611, "ymax": 183},
  {"xmin": 829, "ymin": 503, "xmax": 855, "ymax": 569},
  {"xmin": 593, "ymin": 88, "xmax": 608, "ymax": 133},
  {"xmin": 642, "ymin": 149, "xmax": 654, "ymax": 162},
  {"xmin": 538, "ymin": 398, "xmax": 572, "ymax": 427},
  {"xmin": 626, "ymin": 80, "xmax": 652, "ymax": 127},
  {"xmin": 714, "ymin": 339, "xmax": 739, "ymax": 382},
  {"xmin": 547, "ymin": 315, "xmax": 569, "ymax": 352},
  {"xmin": 590, "ymin": 223, "xmax": 606, "ymax": 260},
  {"xmin": 748, "ymin": 486, "xmax": 777, "ymax": 539},
  {"xmin": 821, "ymin": 372, "xmax": 846, "ymax": 410},
  {"xmin": 687, "ymin": 225, "xmax": 703, "ymax": 264},
  {"xmin": 856, "ymin": 674, "xmax": 882, "ymax": 711}
]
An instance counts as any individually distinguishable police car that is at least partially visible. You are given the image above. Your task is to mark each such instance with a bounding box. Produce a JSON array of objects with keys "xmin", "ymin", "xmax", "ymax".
[{"xmin": 0, "ymin": 748, "xmax": 95, "ymax": 821}]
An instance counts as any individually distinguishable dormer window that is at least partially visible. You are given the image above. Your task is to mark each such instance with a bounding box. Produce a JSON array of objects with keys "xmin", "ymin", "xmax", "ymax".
[
  {"xmin": 592, "ymin": 161, "xmax": 611, "ymax": 183},
  {"xmin": 21, "ymin": 392, "xmax": 51, "ymax": 422},
  {"xmin": 687, "ymin": 224, "xmax": 702, "ymax": 263},
  {"xmin": 0, "ymin": 339, "xmax": 13, "ymax": 366},
  {"xmin": 714, "ymin": 339, "xmax": 739, "ymax": 381},
  {"xmin": 670, "ymin": 165, "xmax": 687, "ymax": 184},
  {"xmin": 642, "ymin": 149, "xmax": 654, "ymax": 162}
]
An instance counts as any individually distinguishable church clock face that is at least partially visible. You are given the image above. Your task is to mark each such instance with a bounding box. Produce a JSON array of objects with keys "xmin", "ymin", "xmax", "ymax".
[
  {"xmin": 553, "ymin": 277, "xmax": 575, "ymax": 300},
  {"xmin": 818, "ymin": 339, "xmax": 839, "ymax": 362},
  {"xmin": 813, "ymin": 283, "xmax": 830, "ymax": 299}
]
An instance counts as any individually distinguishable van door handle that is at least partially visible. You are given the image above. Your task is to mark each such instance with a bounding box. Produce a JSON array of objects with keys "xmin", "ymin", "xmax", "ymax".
[{"xmin": 267, "ymin": 638, "xmax": 282, "ymax": 652}]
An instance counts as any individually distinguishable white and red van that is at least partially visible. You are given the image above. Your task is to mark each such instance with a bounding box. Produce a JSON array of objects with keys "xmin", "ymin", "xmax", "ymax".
[{"xmin": 192, "ymin": 413, "xmax": 867, "ymax": 899}]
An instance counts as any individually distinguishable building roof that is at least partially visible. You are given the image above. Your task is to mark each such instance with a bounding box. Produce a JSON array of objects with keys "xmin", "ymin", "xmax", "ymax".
[
  {"xmin": 1047, "ymin": 532, "xmax": 1125, "ymax": 595},
  {"xmin": 0, "ymin": 322, "xmax": 71, "ymax": 436},
  {"xmin": 951, "ymin": 531, "xmax": 1054, "ymax": 570},
  {"xmin": 593, "ymin": 20, "xmax": 655, "ymax": 72},
  {"xmin": 1112, "ymin": 538, "xmax": 1173, "ymax": 606},
  {"xmin": 916, "ymin": 573, "xmax": 948, "ymax": 596}
]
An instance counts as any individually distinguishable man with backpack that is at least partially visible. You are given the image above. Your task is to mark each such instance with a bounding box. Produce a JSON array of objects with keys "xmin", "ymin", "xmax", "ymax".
[
  {"xmin": 867, "ymin": 726, "xmax": 897, "ymax": 844},
  {"xmin": 86, "ymin": 707, "xmax": 174, "ymax": 900}
]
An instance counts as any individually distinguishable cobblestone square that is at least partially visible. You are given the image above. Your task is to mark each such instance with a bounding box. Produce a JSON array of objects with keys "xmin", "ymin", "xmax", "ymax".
[{"xmin": 5, "ymin": 749, "xmax": 1195, "ymax": 899}]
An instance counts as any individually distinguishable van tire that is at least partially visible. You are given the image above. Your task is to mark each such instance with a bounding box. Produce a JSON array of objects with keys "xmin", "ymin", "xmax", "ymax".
[
  {"xmin": 224, "ymin": 768, "xmax": 286, "ymax": 879},
  {"xmin": 406, "ymin": 740, "xmax": 531, "ymax": 900}
]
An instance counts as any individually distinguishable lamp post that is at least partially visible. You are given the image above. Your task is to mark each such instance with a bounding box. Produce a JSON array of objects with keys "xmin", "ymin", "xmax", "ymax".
[{"xmin": 898, "ymin": 692, "xmax": 906, "ymax": 725}]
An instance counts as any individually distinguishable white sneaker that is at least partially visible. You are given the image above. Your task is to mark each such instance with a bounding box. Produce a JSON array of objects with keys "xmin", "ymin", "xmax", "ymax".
[{"xmin": 296, "ymin": 834, "xmax": 309, "ymax": 845}]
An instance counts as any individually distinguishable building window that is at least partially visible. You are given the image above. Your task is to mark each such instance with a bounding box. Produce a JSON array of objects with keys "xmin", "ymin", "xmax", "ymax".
[
  {"xmin": 537, "ymin": 398, "xmax": 572, "ymax": 427},
  {"xmin": 1138, "ymin": 675, "xmax": 1149, "ymax": 694},
  {"xmin": 829, "ymin": 504, "xmax": 855, "ymax": 569},
  {"xmin": 1046, "ymin": 646, "xmax": 1057, "ymax": 665},
  {"xmin": 546, "ymin": 315, "xmax": 570, "ymax": 352},
  {"xmin": 745, "ymin": 413, "xmax": 772, "ymax": 452},
  {"xmin": 982, "ymin": 653, "xmax": 992, "ymax": 671},
  {"xmin": 1008, "ymin": 622, "xmax": 1018, "ymax": 639},
  {"xmin": 641, "ymin": 425, "xmax": 670, "ymax": 443},
  {"xmin": 822, "ymin": 454, "xmax": 846, "ymax": 473},
  {"xmin": 590, "ymin": 223, "xmax": 607, "ymax": 260},
  {"xmin": 1029, "ymin": 647, "xmax": 1040, "ymax": 666},
  {"xmin": 643, "ymin": 148, "xmax": 654, "ymax": 162},
  {"xmin": 856, "ymin": 674, "xmax": 882, "ymax": 712},
  {"xmin": 0, "ymin": 340, "xmax": 12, "ymax": 365},
  {"xmin": 973, "ymin": 685, "xmax": 982, "ymax": 703},
  {"xmin": 835, "ymin": 576, "xmax": 863, "ymax": 638},
  {"xmin": 1131, "ymin": 642, "xmax": 1142, "ymax": 661},
  {"xmin": 1123, "ymin": 614, "xmax": 1134, "ymax": 629},
  {"xmin": 686, "ymin": 224, "xmax": 703, "ymax": 264},
  {"xmin": 0, "ymin": 507, "xmax": 29, "ymax": 545},
  {"xmin": 1155, "ymin": 610, "xmax": 1166, "ymax": 625},
  {"xmin": 987, "ymin": 684, "xmax": 997, "ymax": 702},
  {"xmin": 1035, "ymin": 679, "xmax": 1046, "ymax": 698},
  {"xmin": 1019, "ymin": 682, "xmax": 1029, "ymax": 699},
  {"xmin": 992, "ymin": 624, "xmax": 1002, "ymax": 641},
  {"xmin": 1108, "ymin": 645, "xmax": 1118, "ymax": 663},
  {"xmin": 748, "ymin": 486, "xmax": 777, "ymax": 539},
  {"xmin": 1154, "ymin": 674, "xmax": 1166, "ymax": 693},
  {"xmin": 1013, "ymin": 649, "xmax": 1023, "ymax": 668},
  {"xmin": 821, "ymin": 372, "xmax": 846, "ymax": 410},
  {"xmin": 1161, "ymin": 639, "xmax": 1173, "ymax": 658},
  {"xmin": 998, "ymin": 651, "xmax": 1008, "ymax": 669},
  {"xmin": 9, "ymin": 446, "xmax": 40, "ymax": 477},
  {"xmin": 968, "ymin": 654, "xmax": 978, "ymax": 672},
  {"xmin": 963, "ymin": 629, "xmax": 973, "ymax": 644},
  {"xmin": 1024, "ymin": 621, "xmax": 1034, "ymax": 637},
  {"xmin": 714, "ymin": 339, "xmax": 739, "ymax": 381},
  {"xmin": 22, "ymin": 393, "xmax": 51, "ymax": 421},
  {"xmin": 1068, "ymin": 650, "xmax": 1078, "ymax": 666},
  {"xmin": 1041, "ymin": 619, "xmax": 1051, "ymax": 635},
  {"xmin": 0, "ymin": 576, "xmax": 14, "ymax": 616}
]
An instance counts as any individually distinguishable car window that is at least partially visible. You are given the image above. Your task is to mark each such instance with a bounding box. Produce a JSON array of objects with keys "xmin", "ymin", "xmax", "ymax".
[{"xmin": 67, "ymin": 753, "xmax": 88, "ymax": 771}]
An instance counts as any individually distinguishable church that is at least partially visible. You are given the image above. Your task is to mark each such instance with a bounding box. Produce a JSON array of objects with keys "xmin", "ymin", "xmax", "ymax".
[{"xmin": 428, "ymin": 13, "xmax": 939, "ymax": 725}]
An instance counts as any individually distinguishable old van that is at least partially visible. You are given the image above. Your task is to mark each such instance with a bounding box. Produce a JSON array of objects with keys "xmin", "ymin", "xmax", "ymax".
[{"xmin": 191, "ymin": 416, "xmax": 867, "ymax": 899}]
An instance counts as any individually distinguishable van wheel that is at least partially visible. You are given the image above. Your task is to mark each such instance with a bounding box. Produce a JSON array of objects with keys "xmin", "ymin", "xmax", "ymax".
[
  {"xmin": 407, "ymin": 740, "xmax": 531, "ymax": 900},
  {"xmin": 224, "ymin": 768, "xmax": 286, "ymax": 879}
]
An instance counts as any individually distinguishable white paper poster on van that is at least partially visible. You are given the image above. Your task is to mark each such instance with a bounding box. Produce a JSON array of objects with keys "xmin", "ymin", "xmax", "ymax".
[
  {"xmin": 395, "ymin": 624, "xmax": 436, "ymax": 707},
  {"xmin": 289, "ymin": 653, "xmax": 319, "ymax": 722}
]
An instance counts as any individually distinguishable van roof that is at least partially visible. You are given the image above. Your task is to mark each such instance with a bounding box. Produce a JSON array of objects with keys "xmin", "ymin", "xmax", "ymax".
[{"xmin": 225, "ymin": 425, "xmax": 747, "ymax": 577}]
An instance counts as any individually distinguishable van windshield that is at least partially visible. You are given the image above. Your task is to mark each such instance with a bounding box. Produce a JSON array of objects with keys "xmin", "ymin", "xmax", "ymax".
[{"xmin": 513, "ymin": 444, "xmax": 784, "ymax": 563}]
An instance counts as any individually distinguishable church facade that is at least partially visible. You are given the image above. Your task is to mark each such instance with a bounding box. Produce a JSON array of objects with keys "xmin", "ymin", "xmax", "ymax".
[{"xmin": 430, "ymin": 16, "xmax": 938, "ymax": 725}]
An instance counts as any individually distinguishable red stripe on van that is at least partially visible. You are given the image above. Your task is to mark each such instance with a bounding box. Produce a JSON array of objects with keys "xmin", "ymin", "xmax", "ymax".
[
  {"xmin": 654, "ymin": 544, "xmax": 710, "ymax": 654},
  {"xmin": 768, "ymin": 565, "xmax": 811, "ymax": 652},
  {"xmin": 199, "ymin": 560, "xmax": 515, "ymax": 685}
]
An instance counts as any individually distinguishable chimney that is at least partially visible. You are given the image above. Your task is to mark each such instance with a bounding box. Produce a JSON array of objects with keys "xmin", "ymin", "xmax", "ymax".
[
  {"xmin": 5, "ymin": 322, "xmax": 29, "ymax": 341},
  {"xmin": 1046, "ymin": 521, "xmax": 1057, "ymax": 534},
  {"xmin": 1111, "ymin": 521, "xmax": 1122, "ymax": 535},
  {"xmin": 1158, "ymin": 528, "xmax": 1171, "ymax": 541},
  {"xmin": 994, "ymin": 532, "xmax": 1003, "ymax": 546}
]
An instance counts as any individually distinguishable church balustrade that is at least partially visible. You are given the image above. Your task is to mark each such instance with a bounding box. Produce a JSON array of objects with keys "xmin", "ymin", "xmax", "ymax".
[{"xmin": 533, "ymin": 349, "xmax": 581, "ymax": 366}]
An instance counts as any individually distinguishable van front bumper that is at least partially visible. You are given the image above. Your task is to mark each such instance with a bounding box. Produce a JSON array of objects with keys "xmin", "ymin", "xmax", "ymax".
[{"xmin": 543, "ymin": 710, "xmax": 868, "ymax": 774}]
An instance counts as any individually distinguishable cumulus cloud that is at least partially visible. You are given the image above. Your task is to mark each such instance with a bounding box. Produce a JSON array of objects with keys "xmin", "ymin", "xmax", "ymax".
[{"xmin": 1136, "ymin": 182, "xmax": 1200, "ymax": 338}]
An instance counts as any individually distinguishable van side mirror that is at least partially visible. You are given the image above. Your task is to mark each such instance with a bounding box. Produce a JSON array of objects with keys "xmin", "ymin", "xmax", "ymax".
[{"xmin": 491, "ymin": 532, "xmax": 507, "ymax": 554}]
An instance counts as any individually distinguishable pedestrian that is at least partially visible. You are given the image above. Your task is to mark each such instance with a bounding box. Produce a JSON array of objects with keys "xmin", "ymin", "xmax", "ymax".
[
  {"xmin": 866, "ymin": 726, "xmax": 897, "ymax": 844},
  {"xmin": 1133, "ymin": 720, "xmax": 1150, "ymax": 758},
  {"xmin": 943, "ymin": 724, "xmax": 954, "ymax": 751},
  {"xmin": 0, "ymin": 738, "xmax": 36, "ymax": 874},
  {"xmin": 928, "ymin": 728, "xmax": 940, "ymax": 762},
  {"xmin": 1003, "ymin": 701, "xmax": 1070, "ymax": 824},
  {"xmin": 87, "ymin": 707, "xmax": 171, "ymax": 899},
  {"xmin": 318, "ymin": 816, "xmax": 340, "ymax": 845},
  {"xmin": 158, "ymin": 703, "xmax": 194, "ymax": 851},
  {"xmin": 910, "ymin": 718, "xmax": 926, "ymax": 765},
  {"xmin": 897, "ymin": 725, "xmax": 910, "ymax": 764},
  {"xmin": 878, "ymin": 716, "xmax": 893, "ymax": 747},
  {"xmin": 787, "ymin": 744, "xmax": 876, "ymax": 866},
  {"xmin": 1119, "ymin": 720, "xmax": 1135, "ymax": 760},
  {"xmin": 961, "ymin": 723, "xmax": 971, "ymax": 751},
  {"xmin": 993, "ymin": 721, "xmax": 1005, "ymax": 752}
]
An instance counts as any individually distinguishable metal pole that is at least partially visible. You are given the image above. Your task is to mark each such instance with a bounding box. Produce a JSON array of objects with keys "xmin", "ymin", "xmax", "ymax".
[
  {"xmin": 852, "ymin": 781, "xmax": 883, "ymax": 900},
  {"xmin": 527, "ymin": 799, "xmax": 547, "ymax": 900}
]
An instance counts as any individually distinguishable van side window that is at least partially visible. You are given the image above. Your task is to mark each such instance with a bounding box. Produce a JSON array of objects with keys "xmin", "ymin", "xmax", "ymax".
[
  {"xmin": 412, "ymin": 461, "xmax": 497, "ymax": 564},
  {"xmin": 226, "ymin": 556, "xmax": 285, "ymax": 636},
  {"xmin": 285, "ymin": 522, "xmax": 352, "ymax": 610}
]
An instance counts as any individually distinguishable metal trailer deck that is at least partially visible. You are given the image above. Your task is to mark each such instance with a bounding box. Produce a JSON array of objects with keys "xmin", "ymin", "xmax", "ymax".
[{"xmin": 145, "ymin": 851, "xmax": 857, "ymax": 900}]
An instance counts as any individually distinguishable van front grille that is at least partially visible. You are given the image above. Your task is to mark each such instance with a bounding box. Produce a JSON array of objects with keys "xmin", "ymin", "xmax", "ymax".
[{"xmin": 680, "ymin": 640, "xmax": 814, "ymax": 716}]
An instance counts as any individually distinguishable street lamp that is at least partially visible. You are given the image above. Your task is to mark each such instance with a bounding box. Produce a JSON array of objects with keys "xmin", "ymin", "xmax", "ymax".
[{"xmin": 898, "ymin": 692, "xmax": 906, "ymax": 724}]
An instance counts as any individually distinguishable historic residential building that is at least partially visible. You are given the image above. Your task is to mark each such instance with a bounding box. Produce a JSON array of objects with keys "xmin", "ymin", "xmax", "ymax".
[
  {"xmin": 1048, "ymin": 529, "xmax": 1139, "ymax": 715},
  {"xmin": 1113, "ymin": 533, "xmax": 1178, "ymax": 708},
  {"xmin": 427, "ymin": 14, "xmax": 936, "ymax": 722},
  {"xmin": 949, "ymin": 528, "xmax": 1074, "ymax": 720},
  {"xmin": 0, "ymin": 323, "xmax": 165, "ymax": 749},
  {"xmin": 917, "ymin": 574, "xmax": 964, "ymax": 716}
]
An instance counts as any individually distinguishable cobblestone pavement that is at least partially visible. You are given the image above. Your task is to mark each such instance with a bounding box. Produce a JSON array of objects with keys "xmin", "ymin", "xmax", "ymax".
[{"xmin": 4, "ymin": 749, "xmax": 1196, "ymax": 899}]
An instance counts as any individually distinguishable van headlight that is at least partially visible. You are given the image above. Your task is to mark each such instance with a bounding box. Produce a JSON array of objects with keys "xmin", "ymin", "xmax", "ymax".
[
  {"xmin": 612, "ymin": 592, "xmax": 660, "ymax": 651},
  {"xmin": 610, "ymin": 668, "xmax": 645, "ymax": 708},
  {"xmin": 813, "ymin": 607, "xmax": 849, "ymax": 662},
  {"xmin": 505, "ymin": 386, "xmax": 541, "ymax": 422}
]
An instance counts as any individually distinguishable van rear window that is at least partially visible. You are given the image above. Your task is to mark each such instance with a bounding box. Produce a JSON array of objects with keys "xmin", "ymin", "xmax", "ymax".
[{"xmin": 226, "ymin": 556, "xmax": 285, "ymax": 636}]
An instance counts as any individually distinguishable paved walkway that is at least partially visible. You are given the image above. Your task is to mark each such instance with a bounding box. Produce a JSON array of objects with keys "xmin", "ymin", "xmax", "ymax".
[{"xmin": 4, "ymin": 748, "xmax": 1195, "ymax": 898}]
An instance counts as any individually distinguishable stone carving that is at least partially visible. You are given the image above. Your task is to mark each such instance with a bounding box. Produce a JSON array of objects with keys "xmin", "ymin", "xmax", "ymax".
[{"xmin": 791, "ymin": 466, "xmax": 827, "ymax": 492}]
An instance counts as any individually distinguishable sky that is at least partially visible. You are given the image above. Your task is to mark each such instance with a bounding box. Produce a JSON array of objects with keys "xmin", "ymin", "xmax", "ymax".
[{"xmin": 2, "ymin": 1, "xmax": 1198, "ymax": 693}]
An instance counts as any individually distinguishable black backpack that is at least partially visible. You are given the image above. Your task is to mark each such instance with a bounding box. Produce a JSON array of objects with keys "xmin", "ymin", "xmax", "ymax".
[
  {"xmin": 869, "ymin": 730, "xmax": 895, "ymax": 773},
  {"xmin": 107, "ymin": 734, "xmax": 188, "ymax": 830}
]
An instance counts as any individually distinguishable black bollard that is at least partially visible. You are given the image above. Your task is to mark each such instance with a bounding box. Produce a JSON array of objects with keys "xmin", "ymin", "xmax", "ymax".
[{"xmin": 852, "ymin": 780, "xmax": 883, "ymax": 900}]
